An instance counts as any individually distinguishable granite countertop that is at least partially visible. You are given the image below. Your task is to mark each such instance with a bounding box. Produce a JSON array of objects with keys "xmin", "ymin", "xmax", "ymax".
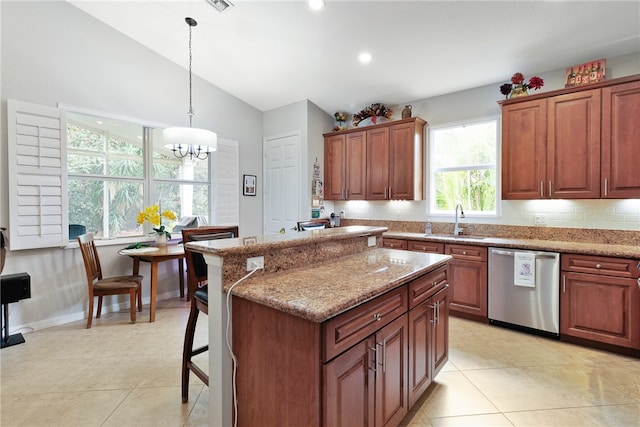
[
  {"xmin": 225, "ymin": 248, "xmax": 451, "ymax": 323},
  {"xmin": 185, "ymin": 225, "xmax": 387, "ymax": 256},
  {"xmin": 383, "ymin": 231, "xmax": 640, "ymax": 259}
]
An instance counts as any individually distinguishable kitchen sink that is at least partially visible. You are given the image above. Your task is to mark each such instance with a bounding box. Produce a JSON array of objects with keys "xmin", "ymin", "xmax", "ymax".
[{"xmin": 423, "ymin": 234, "xmax": 486, "ymax": 240}]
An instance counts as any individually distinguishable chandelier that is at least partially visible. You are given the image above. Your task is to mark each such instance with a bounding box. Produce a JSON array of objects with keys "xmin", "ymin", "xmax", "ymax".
[{"xmin": 163, "ymin": 17, "xmax": 217, "ymax": 160}]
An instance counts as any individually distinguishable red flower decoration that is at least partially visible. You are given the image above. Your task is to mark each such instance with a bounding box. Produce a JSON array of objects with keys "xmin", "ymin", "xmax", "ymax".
[
  {"xmin": 511, "ymin": 73, "xmax": 525, "ymax": 85},
  {"xmin": 528, "ymin": 76, "xmax": 544, "ymax": 90}
]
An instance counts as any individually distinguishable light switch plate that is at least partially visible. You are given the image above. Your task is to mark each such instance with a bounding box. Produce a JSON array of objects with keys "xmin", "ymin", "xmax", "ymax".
[
  {"xmin": 534, "ymin": 214, "xmax": 548, "ymax": 226},
  {"xmin": 368, "ymin": 236, "xmax": 376, "ymax": 247}
]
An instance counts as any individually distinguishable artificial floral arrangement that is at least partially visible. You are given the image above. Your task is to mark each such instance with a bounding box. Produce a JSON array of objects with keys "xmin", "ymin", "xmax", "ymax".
[
  {"xmin": 333, "ymin": 111, "xmax": 347, "ymax": 131},
  {"xmin": 500, "ymin": 72, "xmax": 544, "ymax": 99},
  {"xmin": 352, "ymin": 103, "xmax": 393, "ymax": 127},
  {"xmin": 136, "ymin": 204, "xmax": 177, "ymax": 239}
]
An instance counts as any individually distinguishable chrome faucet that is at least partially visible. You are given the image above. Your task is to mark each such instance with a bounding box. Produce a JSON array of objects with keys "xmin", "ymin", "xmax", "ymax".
[{"xmin": 454, "ymin": 203, "xmax": 465, "ymax": 236}]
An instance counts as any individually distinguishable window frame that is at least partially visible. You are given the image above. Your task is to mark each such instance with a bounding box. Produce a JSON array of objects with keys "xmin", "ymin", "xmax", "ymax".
[
  {"xmin": 63, "ymin": 105, "xmax": 211, "ymax": 244},
  {"xmin": 427, "ymin": 116, "xmax": 501, "ymax": 219}
]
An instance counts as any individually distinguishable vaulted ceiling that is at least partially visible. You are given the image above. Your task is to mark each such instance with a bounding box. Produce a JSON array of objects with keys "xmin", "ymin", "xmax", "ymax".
[{"xmin": 68, "ymin": 0, "xmax": 640, "ymax": 115}]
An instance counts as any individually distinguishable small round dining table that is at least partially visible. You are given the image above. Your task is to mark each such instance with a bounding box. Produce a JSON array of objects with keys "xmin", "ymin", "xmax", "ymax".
[{"xmin": 118, "ymin": 244, "xmax": 185, "ymax": 322}]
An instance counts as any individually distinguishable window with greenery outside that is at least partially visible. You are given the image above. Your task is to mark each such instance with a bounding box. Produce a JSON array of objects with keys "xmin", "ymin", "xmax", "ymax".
[{"xmin": 429, "ymin": 119, "xmax": 498, "ymax": 215}]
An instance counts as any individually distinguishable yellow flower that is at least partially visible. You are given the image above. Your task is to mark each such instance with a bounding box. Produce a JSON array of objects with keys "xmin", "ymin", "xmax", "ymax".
[{"xmin": 137, "ymin": 205, "xmax": 177, "ymax": 237}]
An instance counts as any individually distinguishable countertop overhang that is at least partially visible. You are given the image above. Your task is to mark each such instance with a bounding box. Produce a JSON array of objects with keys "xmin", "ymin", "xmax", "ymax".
[
  {"xmin": 383, "ymin": 231, "xmax": 640, "ymax": 259},
  {"xmin": 226, "ymin": 248, "xmax": 451, "ymax": 323},
  {"xmin": 185, "ymin": 225, "xmax": 388, "ymax": 256}
]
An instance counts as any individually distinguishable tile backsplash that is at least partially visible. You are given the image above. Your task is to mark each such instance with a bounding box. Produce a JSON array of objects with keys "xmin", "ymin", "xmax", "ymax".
[{"xmin": 331, "ymin": 199, "xmax": 640, "ymax": 231}]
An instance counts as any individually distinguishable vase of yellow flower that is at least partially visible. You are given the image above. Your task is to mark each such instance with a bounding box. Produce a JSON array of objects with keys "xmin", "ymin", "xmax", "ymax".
[{"xmin": 136, "ymin": 204, "xmax": 178, "ymax": 246}]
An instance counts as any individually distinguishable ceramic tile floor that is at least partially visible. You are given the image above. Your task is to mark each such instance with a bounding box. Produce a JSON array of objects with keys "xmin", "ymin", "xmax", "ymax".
[{"xmin": 1, "ymin": 299, "xmax": 639, "ymax": 426}]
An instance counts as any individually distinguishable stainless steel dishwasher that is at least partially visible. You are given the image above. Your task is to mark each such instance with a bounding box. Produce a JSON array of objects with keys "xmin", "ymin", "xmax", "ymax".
[{"xmin": 488, "ymin": 247, "xmax": 560, "ymax": 337}]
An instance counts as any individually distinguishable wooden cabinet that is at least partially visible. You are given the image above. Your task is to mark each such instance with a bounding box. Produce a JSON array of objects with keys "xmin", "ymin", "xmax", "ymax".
[
  {"xmin": 601, "ymin": 80, "xmax": 640, "ymax": 198},
  {"xmin": 561, "ymin": 254, "xmax": 640, "ymax": 350},
  {"xmin": 324, "ymin": 117, "xmax": 425, "ymax": 201},
  {"xmin": 407, "ymin": 240, "xmax": 444, "ymax": 254},
  {"xmin": 324, "ymin": 286, "xmax": 412, "ymax": 427},
  {"xmin": 547, "ymin": 89, "xmax": 601, "ymax": 198},
  {"xmin": 324, "ymin": 131, "xmax": 367, "ymax": 200},
  {"xmin": 407, "ymin": 268, "xmax": 449, "ymax": 408},
  {"xmin": 501, "ymin": 74, "xmax": 640, "ymax": 200},
  {"xmin": 383, "ymin": 238, "xmax": 408, "ymax": 250},
  {"xmin": 445, "ymin": 244, "xmax": 488, "ymax": 320}
]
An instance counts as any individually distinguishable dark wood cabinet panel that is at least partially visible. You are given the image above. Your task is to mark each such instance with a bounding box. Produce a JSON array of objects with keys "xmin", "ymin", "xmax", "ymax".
[
  {"xmin": 547, "ymin": 89, "xmax": 601, "ymax": 198},
  {"xmin": 501, "ymin": 74, "xmax": 640, "ymax": 200},
  {"xmin": 445, "ymin": 244, "xmax": 487, "ymax": 320},
  {"xmin": 407, "ymin": 240, "xmax": 444, "ymax": 254},
  {"xmin": 388, "ymin": 121, "xmax": 423, "ymax": 200},
  {"xmin": 561, "ymin": 271, "xmax": 640, "ymax": 349},
  {"xmin": 383, "ymin": 238, "xmax": 408, "ymax": 250},
  {"xmin": 324, "ymin": 337, "xmax": 375, "ymax": 427},
  {"xmin": 501, "ymin": 98, "xmax": 547, "ymax": 199},
  {"xmin": 601, "ymin": 80, "xmax": 640, "ymax": 198},
  {"xmin": 323, "ymin": 132, "xmax": 367, "ymax": 200},
  {"xmin": 365, "ymin": 126, "xmax": 390, "ymax": 200}
]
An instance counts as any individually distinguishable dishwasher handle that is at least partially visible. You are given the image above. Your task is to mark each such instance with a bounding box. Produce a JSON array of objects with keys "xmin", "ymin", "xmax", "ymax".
[{"xmin": 490, "ymin": 248, "xmax": 558, "ymax": 259}]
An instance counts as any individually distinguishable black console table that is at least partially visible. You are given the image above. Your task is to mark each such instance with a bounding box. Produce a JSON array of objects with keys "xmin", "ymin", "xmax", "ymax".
[{"xmin": 1, "ymin": 272, "xmax": 31, "ymax": 348}]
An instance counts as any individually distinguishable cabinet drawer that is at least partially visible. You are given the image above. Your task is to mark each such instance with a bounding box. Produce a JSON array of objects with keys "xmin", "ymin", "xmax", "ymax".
[
  {"xmin": 407, "ymin": 240, "xmax": 445, "ymax": 253},
  {"xmin": 409, "ymin": 265, "xmax": 448, "ymax": 308},
  {"xmin": 562, "ymin": 254, "xmax": 640, "ymax": 278},
  {"xmin": 383, "ymin": 238, "xmax": 408, "ymax": 250},
  {"xmin": 445, "ymin": 244, "xmax": 487, "ymax": 262},
  {"xmin": 323, "ymin": 286, "xmax": 407, "ymax": 362}
]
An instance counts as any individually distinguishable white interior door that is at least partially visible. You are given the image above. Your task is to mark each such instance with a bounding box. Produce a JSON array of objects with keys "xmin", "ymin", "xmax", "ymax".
[{"xmin": 263, "ymin": 132, "xmax": 301, "ymax": 234}]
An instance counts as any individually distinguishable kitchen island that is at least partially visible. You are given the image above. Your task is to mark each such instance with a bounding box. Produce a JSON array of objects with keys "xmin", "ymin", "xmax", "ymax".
[{"xmin": 185, "ymin": 226, "xmax": 451, "ymax": 426}]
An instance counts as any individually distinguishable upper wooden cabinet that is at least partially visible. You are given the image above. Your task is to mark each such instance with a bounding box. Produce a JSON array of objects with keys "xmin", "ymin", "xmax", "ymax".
[
  {"xmin": 324, "ymin": 117, "xmax": 426, "ymax": 201},
  {"xmin": 601, "ymin": 80, "xmax": 640, "ymax": 198},
  {"xmin": 501, "ymin": 74, "xmax": 640, "ymax": 200},
  {"xmin": 324, "ymin": 131, "xmax": 367, "ymax": 200}
]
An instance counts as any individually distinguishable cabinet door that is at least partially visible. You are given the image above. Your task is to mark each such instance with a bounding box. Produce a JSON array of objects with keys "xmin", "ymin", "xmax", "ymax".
[
  {"xmin": 382, "ymin": 238, "xmax": 407, "ymax": 250},
  {"xmin": 446, "ymin": 258, "xmax": 487, "ymax": 319},
  {"xmin": 561, "ymin": 271, "xmax": 640, "ymax": 349},
  {"xmin": 389, "ymin": 122, "xmax": 422, "ymax": 200},
  {"xmin": 324, "ymin": 337, "xmax": 375, "ymax": 427},
  {"xmin": 346, "ymin": 132, "xmax": 367, "ymax": 200},
  {"xmin": 547, "ymin": 89, "xmax": 601, "ymax": 198},
  {"xmin": 374, "ymin": 315, "xmax": 409, "ymax": 427},
  {"xmin": 431, "ymin": 286, "xmax": 449, "ymax": 377},
  {"xmin": 366, "ymin": 127, "xmax": 390, "ymax": 200},
  {"xmin": 325, "ymin": 134, "xmax": 346, "ymax": 200},
  {"xmin": 407, "ymin": 240, "xmax": 444, "ymax": 254},
  {"xmin": 601, "ymin": 80, "xmax": 640, "ymax": 198},
  {"xmin": 501, "ymin": 98, "xmax": 547, "ymax": 199},
  {"xmin": 408, "ymin": 300, "xmax": 432, "ymax": 408}
]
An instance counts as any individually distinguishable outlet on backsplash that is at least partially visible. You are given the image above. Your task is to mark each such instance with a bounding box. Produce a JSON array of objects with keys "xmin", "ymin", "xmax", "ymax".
[{"xmin": 534, "ymin": 214, "xmax": 548, "ymax": 226}]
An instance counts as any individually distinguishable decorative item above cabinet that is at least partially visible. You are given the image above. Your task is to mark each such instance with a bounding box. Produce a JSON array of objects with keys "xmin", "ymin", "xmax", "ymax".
[
  {"xmin": 500, "ymin": 74, "xmax": 640, "ymax": 200},
  {"xmin": 324, "ymin": 117, "xmax": 427, "ymax": 201}
]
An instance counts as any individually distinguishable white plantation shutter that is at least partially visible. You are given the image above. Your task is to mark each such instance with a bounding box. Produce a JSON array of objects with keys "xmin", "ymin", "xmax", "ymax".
[
  {"xmin": 211, "ymin": 139, "xmax": 239, "ymax": 226},
  {"xmin": 7, "ymin": 99, "xmax": 67, "ymax": 250}
]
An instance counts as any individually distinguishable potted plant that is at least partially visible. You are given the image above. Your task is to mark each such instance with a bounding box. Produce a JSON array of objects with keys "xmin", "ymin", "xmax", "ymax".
[{"xmin": 136, "ymin": 204, "xmax": 177, "ymax": 246}]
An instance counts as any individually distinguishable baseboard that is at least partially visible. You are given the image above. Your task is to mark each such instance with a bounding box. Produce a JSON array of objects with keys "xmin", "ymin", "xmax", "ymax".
[{"xmin": 8, "ymin": 289, "xmax": 183, "ymax": 335}]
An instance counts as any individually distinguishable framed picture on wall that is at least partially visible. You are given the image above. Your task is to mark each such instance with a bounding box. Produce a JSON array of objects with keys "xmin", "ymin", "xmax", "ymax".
[{"xmin": 243, "ymin": 174, "xmax": 256, "ymax": 196}]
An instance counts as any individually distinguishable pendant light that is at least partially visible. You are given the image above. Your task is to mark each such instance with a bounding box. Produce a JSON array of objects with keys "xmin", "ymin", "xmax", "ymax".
[{"xmin": 164, "ymin": 17, "xmax": 217, "ymax": 160}]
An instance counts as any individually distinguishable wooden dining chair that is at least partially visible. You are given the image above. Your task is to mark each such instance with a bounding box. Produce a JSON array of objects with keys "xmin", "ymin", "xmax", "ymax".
[
  {"xmin": 181, "ymin": 225, "xmax": 238, "ymax": 403},
  {"xmin": 77, "ymin": 233, "xmax": 143, "ymax": 329}
]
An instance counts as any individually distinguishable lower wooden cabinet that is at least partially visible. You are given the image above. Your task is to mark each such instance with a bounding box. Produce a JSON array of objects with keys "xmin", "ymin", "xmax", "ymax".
[
  {"xmin": 445, "ymin": 244, "xmax": 488, "ymax": 320},
  {"xmin": 408, "ymin": 284, "xmax": 449, "ymax": 407},
  {"xmin": 561, "ymin": 254, "xmax": 640, "ymax": 350},
  {"xmin": 383, "ymin": 238, "xmax": 408, "ymax": 250}
]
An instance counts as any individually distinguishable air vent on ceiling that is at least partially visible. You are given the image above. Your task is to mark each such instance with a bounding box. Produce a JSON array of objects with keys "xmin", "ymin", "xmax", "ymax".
[{"xmin": 206, "ymin": 0, "xmax": 234, "ymax": 12}]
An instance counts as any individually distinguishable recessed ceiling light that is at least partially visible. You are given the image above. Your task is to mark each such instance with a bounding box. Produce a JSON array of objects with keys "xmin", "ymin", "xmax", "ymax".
[
  {"xmin": 359, "ymin": 52, "xmax": 372, "ymax": 64},
  {"xmin": 309, "ymin": 0, "xmax": 325, "ymax": 11}
]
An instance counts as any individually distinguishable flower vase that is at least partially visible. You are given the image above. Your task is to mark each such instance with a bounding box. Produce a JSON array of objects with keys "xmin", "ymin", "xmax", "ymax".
[
  {"xmin": 155, "ymin": 234, "xmax": 168, "ymax": 246},
  {"xmin": 510, "ymin": 86, "xmax": 529, "ymax": 98}
]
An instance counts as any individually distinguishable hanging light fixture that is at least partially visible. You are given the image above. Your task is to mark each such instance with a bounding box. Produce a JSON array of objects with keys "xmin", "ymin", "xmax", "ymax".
[{"xmin": 164, "ymin": 17, "xmax": 217, "ymax": 160}]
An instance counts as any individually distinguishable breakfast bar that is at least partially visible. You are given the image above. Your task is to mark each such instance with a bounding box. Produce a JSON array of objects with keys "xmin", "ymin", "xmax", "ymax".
[{"xmin": 185, "ymin": 226, "xmax": 452, "ymax": 426}]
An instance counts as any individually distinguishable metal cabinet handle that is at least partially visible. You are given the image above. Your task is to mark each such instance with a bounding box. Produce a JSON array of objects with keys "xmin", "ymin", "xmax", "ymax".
[
  {"xmin": 381, "ymin": 341, "xmax": 386, "ymax": 373},
  {"xmin": 373, "ymin": 313, "xmax": 382, "ymax": 321},
  {"xmin": 430, "ymin": 303, "xmax": 437, "ymax": 324},
  {"xmin": 595, "ymin": 263, "xmax": 602, "ymax": 269},
  {"xmin": 548, "ymin": 180, "xmax": 552, "ymax": 198},
  {"xmin": 462, "ymin": 251, "xmax": 467, "ymax": 255},
  {"xmin": 369, "ymin": 345, "xmax": 377, "ymax": 374},
  {"xmin": 604, "ymin": 178, "xmax": 608, "ymax": 197},
  {"xmin": 562, "ymin": 275, "xmax": 566, "ymax": 293},
  {"xmin": 540, "ymin": 181, "xmax": 544, "ymax": 198}
]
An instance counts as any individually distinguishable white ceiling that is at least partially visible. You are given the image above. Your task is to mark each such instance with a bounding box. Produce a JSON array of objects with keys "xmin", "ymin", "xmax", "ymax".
[{"xmin": 68, "ymin": 0, "xmax": 640, "ymax": 116}]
